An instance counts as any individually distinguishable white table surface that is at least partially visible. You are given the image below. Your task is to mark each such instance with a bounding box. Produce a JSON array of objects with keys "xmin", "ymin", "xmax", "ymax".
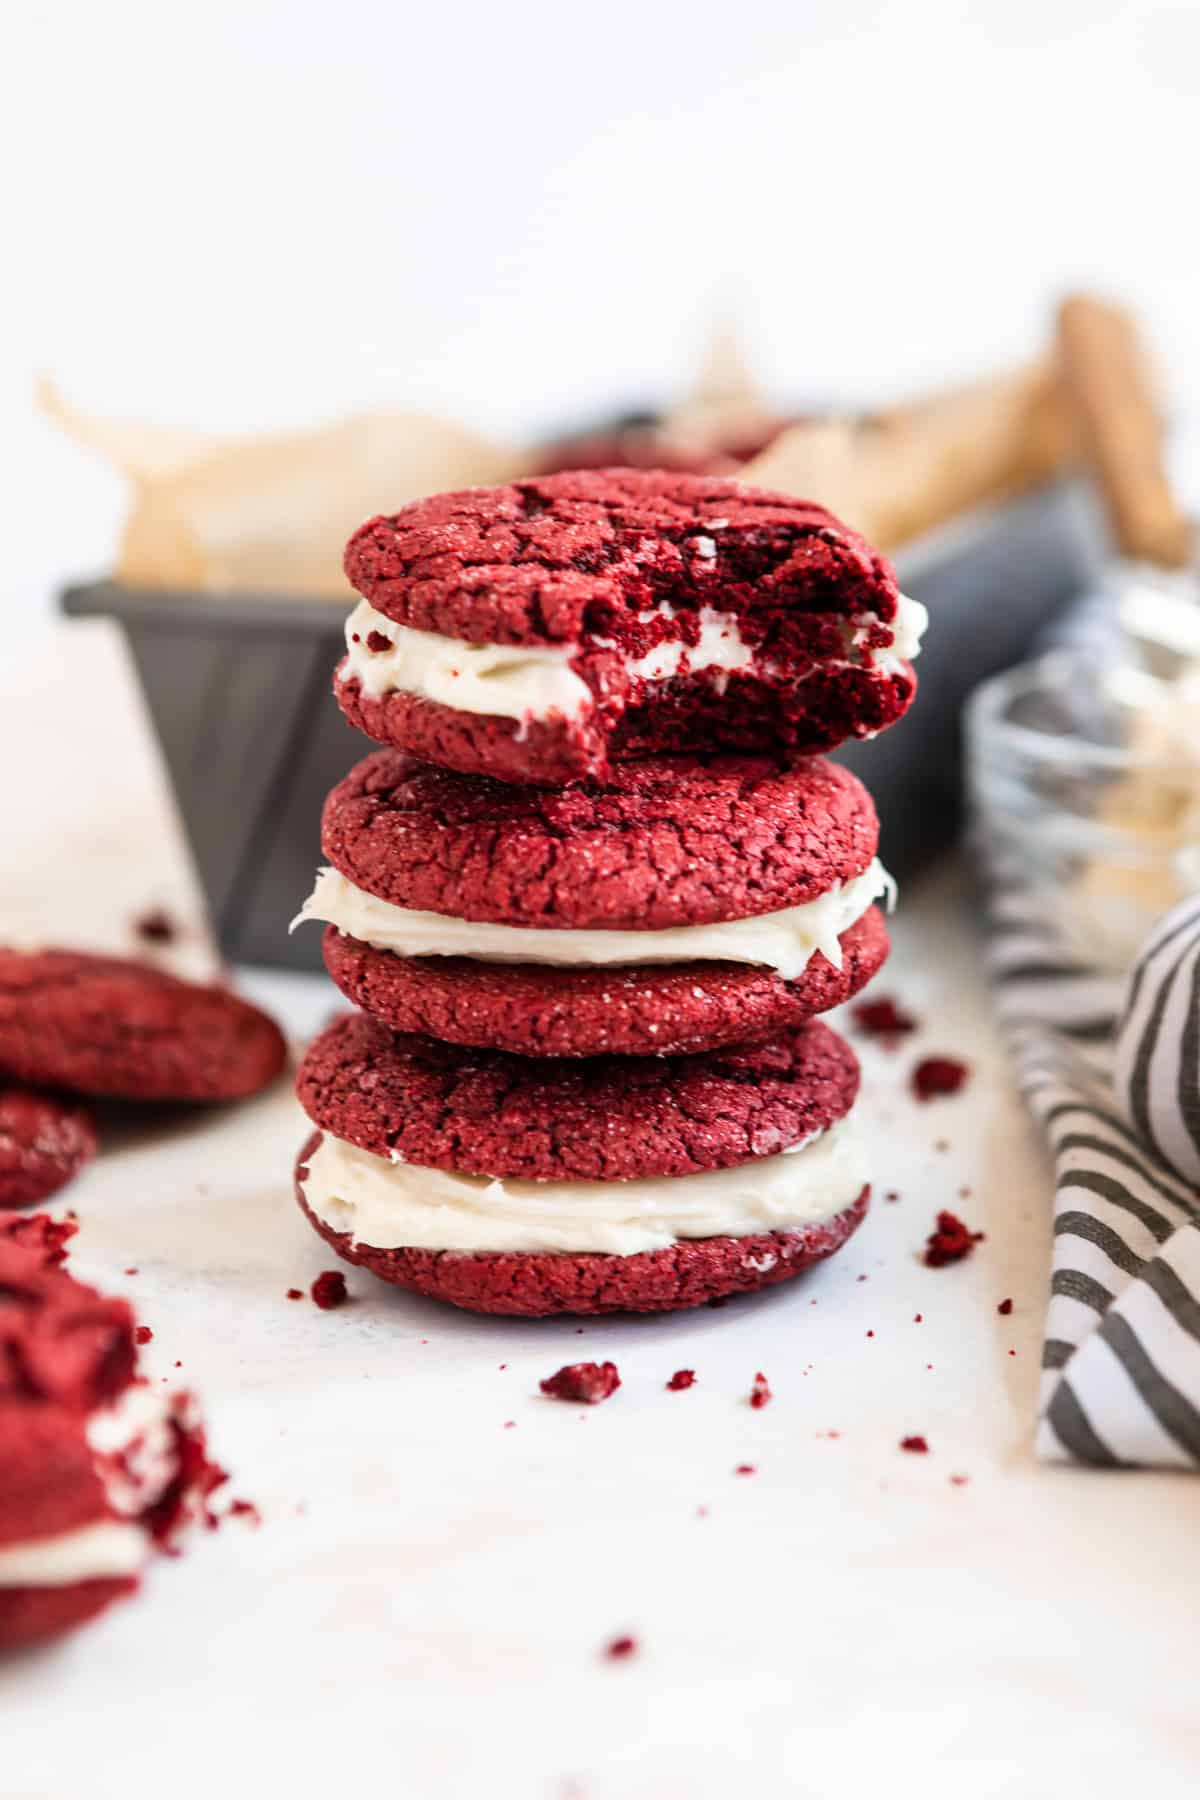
[{"xmin": 3, "ymin": 616, "xmax": 1197, "ymax": 1800}]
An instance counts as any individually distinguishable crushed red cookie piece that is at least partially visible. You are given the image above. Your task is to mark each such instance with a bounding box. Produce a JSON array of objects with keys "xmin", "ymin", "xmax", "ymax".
[
  {"xmin": 540, "ymin": 1361, "xmax": 621, "ymax": 1404},
  {"xmin": 134, "ymin": 1325, "xmax": 153, "ymax": 1345},
  {"xmin": 286, "ymin": 1287, "xmax": 304, "ymax": 1300},
  {"xmin": 949, "ymin": 1474, "xmax": 970, "ymax": 1487},
  {"xmin": 134, "ymin": 907, "xmax": 179, "ymax": 944},
  {"xmin": 884, "ymin": 1190, "xmax": 900, "ymax": 1203},
  {"xmin": 852, "ymin": 996, "xmax": 917, "ymax": 1042},
  {"xmin": 310, "ymin": 1270, "xmax": 349, "ymax": 1310},
  {"xmin": 923, "ymin": 1211, "xmax": 985, "ymax": 1267},
  {"xmin": 734, "ymin": 1463, "xmax": 757, "ymax": 1476},
  {"xmin": 605, "ymin": 1635, "xmax": 638, "ymax": 1661},
  {"xmin": 900, "ymin": 1435, "xmax": 929, "ymax": 1454},
  {"xmin": 667, "ymin": 1369, "xmax": 696, "ymax": 1391},
  {"xmin": 228, "ymin": 1498, "xmax": 261, "ymax": 1526},
  {"xmin": 997, "ymin": 1297, "xmax": 1013, "ymax": 1315},
  {"xmin": 912, "ymin": 1056, "xmax": 969, "ymax": 1102},
  {"xmin": 749, "ymin": 1372, "xmax": 772, "ymax": 1409}
]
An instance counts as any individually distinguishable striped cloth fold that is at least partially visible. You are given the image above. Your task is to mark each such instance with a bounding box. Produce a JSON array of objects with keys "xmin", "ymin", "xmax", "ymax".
[{"xmin": 986, "ymin": 865, "xmax": 1200, "ymax": 1468}]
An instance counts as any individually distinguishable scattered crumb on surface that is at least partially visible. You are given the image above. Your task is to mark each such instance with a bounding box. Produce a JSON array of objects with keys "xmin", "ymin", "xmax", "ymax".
[
  {"xmin": 749, "ymin": 1371, "xmax": 772, "ymax": 1409},
  {"xmin": 912, "ymin": 1056, "xmax": 969, "ymax": 1102},
  {"xmin": 134, "ymin": 907, "xmax": 179, "ymax": 944},
  {"xmin": 852, "ymin": 996, "xmax": 918, "ymax": 1043},
  {"xmin": 667, "ymin": 1369, "xmax": 696, "ymax": 1391},
  {"xmin": 541, "ymin": 1361, "xmax": 621, "ymax": 1404},
  {"xmin": 134, "ymin": 1325, "xmax": 153, "ymax": 1345},
  {"xmin": 900, "ymin": 1435, "xmax": 929, "ymax": 1454},
  {"xmin": 311, "ymin": 1270, "xmax": 349, "ymax": 1310},
  {"xmin": 286, "ymin": 1288, "xmax": 304, "ymax": 1301},
  {"xmin": 923, "ymin": 1211, "xmax": 984, "ymax": 1267},
  {"xmin": 997, "ymin": 1297, "xmax": 1013, "ymax": 1315},
  {"xmin": 604, "ymin": 1635, "xmax": 638, "ymax": 1661}
]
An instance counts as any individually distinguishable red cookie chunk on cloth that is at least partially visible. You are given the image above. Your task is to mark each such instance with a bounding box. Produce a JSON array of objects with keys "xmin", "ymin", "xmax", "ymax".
[
  {"xmin": 291, "ymin": 1014, "xmax": 869, "ymax": 1317},
  {"xmin": 335, "ymin": 469, "xmax": 925, "ymax": 785},
  {"xmin": 0, "ymin": 1213, "xmax": 224, "ymax": 1653},
  {"xmin": 0, "ymin": 949, "xmax": 286, "ymax": 1102},
  {"xmin": 299, "ymin": 749, "xmax": 891, "ymax": 1059},
  {"xmin": 0, "ymin": 1088, "xmax": 97, "ymax": 1208}
]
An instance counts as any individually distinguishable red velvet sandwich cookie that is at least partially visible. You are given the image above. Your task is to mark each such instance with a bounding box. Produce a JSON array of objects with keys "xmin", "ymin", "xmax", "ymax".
[
  {"xmin": 335, "ymin": 469, "xmax": 926, "ymax": 785},
  {"xmin": 0, "ymin": 1213, "xmax": 224, "ymax": 1652},
  {"xmin": 292, "ymin": 1014, "xmax": 870, "ymax": 1316},
  {"xmin": 297, "ymin": 749, "xmax": 892, "ymax": 1057},
  {"xmin": 0, "ymin": 1087, "xmax": 97, "ymax": 1209},
  {"xmin": 0, "ymin": 949, "xmax": 287, "ymax": 1103}
]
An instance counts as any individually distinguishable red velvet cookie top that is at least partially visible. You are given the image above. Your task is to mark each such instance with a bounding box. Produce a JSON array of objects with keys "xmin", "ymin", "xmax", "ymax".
[
  {"xmin": 321, "ymin": 749, "xmax": 877, "ymax": 930},
  {"xmin": 296, "ymin": 1012, "xmax": 859, "ymax": 1181},
  {"xmin": 344, "ymin": 469, "xmax": 899, "ymax": 651},
  {"xmin": 0, "ymin": 948, "xmax": 287, "ymax": 1102}
]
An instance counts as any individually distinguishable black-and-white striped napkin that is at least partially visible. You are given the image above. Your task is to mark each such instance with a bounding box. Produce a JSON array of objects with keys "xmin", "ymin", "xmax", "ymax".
[{"xmin": 986, "ymin": 865, "xmax": 1200, "ymax": 1468}]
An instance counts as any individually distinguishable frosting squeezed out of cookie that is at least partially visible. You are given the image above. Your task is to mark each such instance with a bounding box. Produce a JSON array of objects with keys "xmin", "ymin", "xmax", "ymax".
[
  {"xmin": 295, "ymin": 859, "xmax": 895, "ymax": 980},
  {"xmin": 338, "ymin": 593, "xmax": 927, "ymax": 721},
  {"xmin": 299, "ymin": 1117, "xmax": 868, "ymax": 1255}
]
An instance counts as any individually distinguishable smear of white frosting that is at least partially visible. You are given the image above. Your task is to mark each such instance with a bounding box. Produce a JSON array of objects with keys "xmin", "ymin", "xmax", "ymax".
[
  {"xmin": 299, "ymin": 1118, "xmax": 868, "ymax": 1256},
  {"xmin": 338, "ymin": 593, "xmax": 927, "ymax": 720},
  {"xmin": 294, "ymin": 859, "xmax": 896, "ymax": 982}
]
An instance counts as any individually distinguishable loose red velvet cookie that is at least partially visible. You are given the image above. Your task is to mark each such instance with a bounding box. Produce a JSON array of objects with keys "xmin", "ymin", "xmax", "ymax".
[
  {"xmin": 0, "ymin": 1212, "xmax": 224, "ymax": 1653},
  {"xmin": 319, "ymin": 749, "xmax": 878, "ymax": 929},
  {"xmin": 336, "ymin": 469, "xmax": 923, "ymax": 783},
  {"xmin": 0, "ymin": 1087, "xmax": 97, "ymax": 1208},
  {"xmin": 320, "ymin": 903, "xmax": 889, "ymax": 1058},
  {"xmin": 297, "ymin": 1011, "xmax": 860, "ymax": 1180},
  {"xmin": 293, "ymin": 1132, "xmax": 869, "ymax": 1316},
  {"xmin": 0, "ymin": 949, "xmax": 286, "ymax": 1103}
]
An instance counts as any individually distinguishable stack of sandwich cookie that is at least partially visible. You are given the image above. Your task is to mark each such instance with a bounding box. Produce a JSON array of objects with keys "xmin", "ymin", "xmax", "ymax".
[{"xmin": 293, "ymin": 469, "xmax": 925, "ymax": 1315}]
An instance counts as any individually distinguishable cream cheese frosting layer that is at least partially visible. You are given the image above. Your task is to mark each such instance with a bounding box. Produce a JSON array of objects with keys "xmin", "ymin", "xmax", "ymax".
[
  {"xmin": 0, "ymin": 1520, "xmax": 146, "ymax": 1587},
  {"xmin": 295, "ymin": 858, "xmax": 895, "ymax": 982},
  {"xmin": 339, "ymin": 593, "xmax": 927, "ymax": 721},
  {"xmin": 300, "ymin": 1118, "xmax": 868, "ymax": 1256}
]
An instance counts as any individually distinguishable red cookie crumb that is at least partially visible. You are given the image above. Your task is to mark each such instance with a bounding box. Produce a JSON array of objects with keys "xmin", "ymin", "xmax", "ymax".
[
  {"xmin": 949, "ymin": 1474, "xmax": 970, "ymax": 1487},
  {"xmin": 667, "ymin": 1370, "xmax": 696, "ymax": 1391},
  {"xmin": 134, "ymin": 907, "xmax": 179, "ymax": 944},
  {"xmin": 540, "ymin": 1361, "xmax": 621, "ymax": 1404},
  {"xmin": 923, "ymin": 1211, "xmax": 984, "ymax": 1267},
  {"xmin": 912, "ymin": 1056, "xmax": 969, "ymax": 1102},
  {"xmin": 735, "ymin": 1463, "xmax": 756, "ymax": 1476},
  {"xmin": 311, "ymin": 1270, "xmax": 349, "ymax": 1310},
  {"xmin": 749, "ymin": 1372, "xmax": 772, "ymax": 1409},
  {"xmin": 286, "ymin": 1287, "xmax": 304, "ymax": 1300},
  {"xmin": 134, "ymin": 1325, "xmax": 153, "ymax": 1345},
  {"xmin": 997, "ymin": 1297, "xmax": 1013, "ymax": 1315},
  {"xmin": 605, "ymin": 1635, "xmax": 637, "ymax": 1661},
  {"xmin": 365, "ymin": 630, "xmax": 392, "ymax": 654},
  {"xmin": 852, "ymin": 996, "xmax": 917, "ymax": 1042},
  {"xmin": 900, "ymin": 1435, "xmax": 929, "ymax": 1454},
  {"xmin": 228, "ymin": 1498, "xmax": 261, "ymax": 1526}
]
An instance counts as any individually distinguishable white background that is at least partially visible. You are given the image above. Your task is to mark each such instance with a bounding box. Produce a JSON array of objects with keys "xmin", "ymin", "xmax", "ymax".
[{"xmin": 5, "ymin": 0, "xmax": 1200, "ymax": 611}]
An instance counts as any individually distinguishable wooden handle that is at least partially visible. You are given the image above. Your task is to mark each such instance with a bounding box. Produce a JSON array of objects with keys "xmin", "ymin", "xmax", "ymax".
[
  {"xmin": 742, "ymin": 360, "xmax": 1075, "ymax": 549},
  {"xmin": 1056, "ymin": 293, "xmax": 1193, "ymax": 568}
]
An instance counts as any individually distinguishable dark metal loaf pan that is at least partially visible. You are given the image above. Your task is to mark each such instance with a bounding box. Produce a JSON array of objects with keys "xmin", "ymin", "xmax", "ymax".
[{"xmin": 62, "ymin": 478, "xmax": 1101, "ymax": 972}]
